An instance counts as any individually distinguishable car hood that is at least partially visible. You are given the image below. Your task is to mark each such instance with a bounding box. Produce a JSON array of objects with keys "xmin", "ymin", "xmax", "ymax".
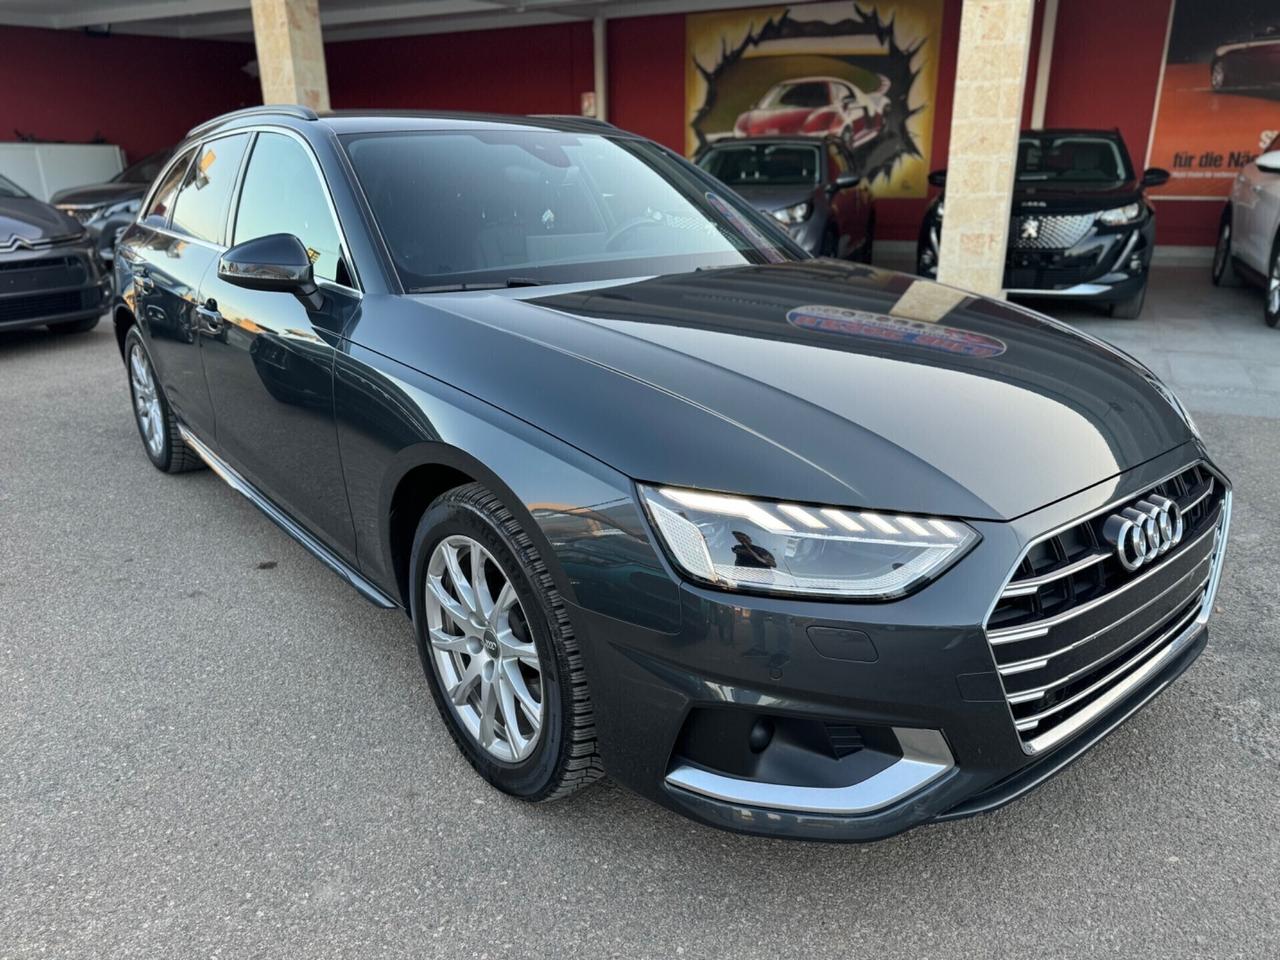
[
  {"xmin": 729, "ymin": 184, "xmax": 817, "ymax": 214},
  {"xmin": 0, "ymin": 196, "xmax": 84, "ymax": 244},
  {"xmin": 1010, "ymin": 180, "xmax": 1144, "ymax": 214},
  {"xmin": 385, "ymin": 261, "xmax": 1193, "ymax": 521},
  {"xmin": 49, "ymin": 182, "xmax": 146, "ymax": 206}
]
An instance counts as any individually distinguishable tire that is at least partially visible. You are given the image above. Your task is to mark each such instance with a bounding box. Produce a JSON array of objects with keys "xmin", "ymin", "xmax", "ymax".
[
  {"xmin": 48, "ymin": 314, "xmax": 100, "ymax": 334},
  {"xmin": 123, "ymin": 326, "xmax": 203, "ymax": 473},
  {"xmin": 1108, "ymin": 281, "xmax": 1147, "ymax": 319},
  {"xmin": 858, "ymin": 213, "xmax": 876, "ymax": 264},
  {"xmin": 1211, "ymin": 213, "xmax": 1238, "ymax": 287},
  {"xmin": 1210, "ymin": 58, "xmax": 1226, "ymax": 91},
  {"xmin": 1266, "ymin": 237, "xmax": 1280, "ymax": 329},
  {"xmin": 819, "ymin": 227, "xmax": 839, "ymax": 258},
  {"xmin": 409, "ymin": 482, "xmax": 602, "ymax": 802}
]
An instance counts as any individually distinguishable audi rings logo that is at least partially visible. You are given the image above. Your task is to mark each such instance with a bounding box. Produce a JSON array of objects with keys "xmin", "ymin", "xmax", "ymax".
[{"xmin": 1103, "ymin": 496, "xmax": 1184, "ymax": 572}]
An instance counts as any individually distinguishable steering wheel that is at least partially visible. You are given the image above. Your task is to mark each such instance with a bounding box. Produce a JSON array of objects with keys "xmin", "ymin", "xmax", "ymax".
[{"xmin": 604, "ymin": 214, "xmax": 666, "ymax": 252}]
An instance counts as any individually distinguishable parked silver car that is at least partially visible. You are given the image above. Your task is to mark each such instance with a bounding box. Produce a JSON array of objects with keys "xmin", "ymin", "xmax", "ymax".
[{"xmin": 1212, "ymin": 133, "xmax": 1280, "ymax": 327}]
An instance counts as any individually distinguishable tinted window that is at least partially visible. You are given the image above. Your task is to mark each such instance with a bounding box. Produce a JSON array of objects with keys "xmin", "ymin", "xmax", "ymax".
[
  {"xmin": 767, "ymin": 82, "xmax": 831, "ymax": 108},
  {"xmin": 1016, "ymin": 134, "xmax": 1132, "ymax": 186},
  {"xmin": 170, "ymin": 134, "xmax": 250, "ymax": 244},
  {"xmin": 234, "ymin": 132, "xmax": 346, "ymax": 284},
  {"xmin": 698, "ymin": 143, "xmax": 820, "ymax": 186},
  {"xmin": 142, "ymin": 148, "xmax": 194, "ymax": 228},
  {"xmin": 343, "ymin": 130, "xmax": 801, "ymax": 291}
]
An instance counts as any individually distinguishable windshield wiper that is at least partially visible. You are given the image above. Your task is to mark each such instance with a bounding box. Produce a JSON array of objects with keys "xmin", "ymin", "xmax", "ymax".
[{"xmin": 414, "ymin": 277, "xmax": 546, "ymax": 293}]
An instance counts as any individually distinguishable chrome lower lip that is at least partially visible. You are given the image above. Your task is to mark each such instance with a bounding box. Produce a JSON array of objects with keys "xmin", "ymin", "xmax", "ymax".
[{"xmin": 665, "ymin": 727, "xmax": 953, "ymax": 815}]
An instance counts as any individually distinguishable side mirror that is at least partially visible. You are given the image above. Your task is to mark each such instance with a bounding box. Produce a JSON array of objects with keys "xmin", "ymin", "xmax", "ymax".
[
  {"xmin": 928, "ymin": 169, "xmax": 946, "ymax": 188},
  {"xmin": 1257, "ymin": 150, "xmax": 1280, "ymax": 174},
  {"xmin": 218, "ymin": 233, "xmax": 322, "ymax": 309},
  {"xmin": 829, "ymin": 173, "xmax": 861, "ymax": 193},
  {"xmin": 1141, "ymin": 167, "xmax": 1171, "ymax": 187}
]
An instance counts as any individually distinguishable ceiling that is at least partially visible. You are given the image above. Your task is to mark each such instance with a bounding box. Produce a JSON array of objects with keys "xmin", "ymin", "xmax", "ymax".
[{"xmin": 0, "ymin": 0, "xmax": 787, "ymax": 43}]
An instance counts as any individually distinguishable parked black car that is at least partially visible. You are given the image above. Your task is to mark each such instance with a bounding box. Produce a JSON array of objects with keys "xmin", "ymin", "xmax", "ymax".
[
  {"xmin": 113, "ymin": 107, "xmax": 1229, "ymax": 841},
  {"xmin": 918, "ymin": 129, "xmax": 1170, "ymax": 318},
  {"xmin": 696, "ymin": 135, "xmax": 874, "ymax": 260},
  {"xmin": 1, "ymin": 173, "xmax": 109, "ymax": 334},
  {"xmin": 52, "ymin": 148, "xmax": 171, "ymax": 265}
]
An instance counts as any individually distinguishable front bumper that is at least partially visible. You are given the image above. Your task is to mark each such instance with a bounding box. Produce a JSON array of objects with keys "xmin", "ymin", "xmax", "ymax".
[
  {"xmin": 569, "ymin": 445, "xmax": 1228, "ymax": 841},
  {"xmin": 0, "ymin": 240, "xmax": 109, "ymax": 332}
]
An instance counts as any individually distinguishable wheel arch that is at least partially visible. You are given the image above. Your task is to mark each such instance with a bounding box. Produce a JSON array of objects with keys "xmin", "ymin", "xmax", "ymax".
[{"xmin": 113, "ymin": 303, "xmax": 136, "ymax": 360}]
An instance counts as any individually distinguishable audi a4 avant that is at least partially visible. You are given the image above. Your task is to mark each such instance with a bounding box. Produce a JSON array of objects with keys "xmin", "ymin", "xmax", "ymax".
[{"xmin": 113, "ymin": 107, "xmax": 1230, "ymax": 841}]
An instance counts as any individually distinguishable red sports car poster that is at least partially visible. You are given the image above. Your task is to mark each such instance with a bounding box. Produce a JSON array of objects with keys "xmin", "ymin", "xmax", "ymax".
[
  {"xmin": 685, "ymin": 1, "xmax": 944, "ymax": 200},
  {"xmin": 1146, "ymin": 1, "xmax": 1280, "ymax": 199}
]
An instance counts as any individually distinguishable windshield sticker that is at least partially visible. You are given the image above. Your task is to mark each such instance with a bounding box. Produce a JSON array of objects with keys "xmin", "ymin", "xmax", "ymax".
[{"xmin": 786, "ymin": 304, "xmax": 1007, "ymax": 359}]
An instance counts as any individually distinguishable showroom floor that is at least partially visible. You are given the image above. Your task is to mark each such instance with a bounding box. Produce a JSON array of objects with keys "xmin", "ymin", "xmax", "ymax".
[{"xmin": 2, "ymin": 267, "xmax": 1278, "ymax": 958}]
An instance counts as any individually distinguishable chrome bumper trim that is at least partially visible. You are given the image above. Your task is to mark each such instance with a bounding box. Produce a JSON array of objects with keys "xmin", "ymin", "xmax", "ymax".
[{"xmin": 665, "ymin": 727, "xmax": 953, "ymax": 815}]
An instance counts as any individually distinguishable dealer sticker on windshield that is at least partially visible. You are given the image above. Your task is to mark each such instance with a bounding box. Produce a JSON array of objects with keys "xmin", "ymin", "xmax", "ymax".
[{"xmin": 785, "ymin": 304, "xmax": 1007, "ymax": 359}]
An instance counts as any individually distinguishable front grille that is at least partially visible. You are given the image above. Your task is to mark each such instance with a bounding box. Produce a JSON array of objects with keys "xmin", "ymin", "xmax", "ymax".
[
  {"xmin": 984, "ymin": 464, "xmax": 1229, "ymax": 754},
  {"xmin": 1004, "ymin": 249, "xmax": 1103, "ymax": 290},
  {"xmin": 1008, "ymin": 213, "xmax": 1094, "ymax": 250},
  {"xmin": 0, "ymin": 289, "xmax": 92, "ymax": 323}
]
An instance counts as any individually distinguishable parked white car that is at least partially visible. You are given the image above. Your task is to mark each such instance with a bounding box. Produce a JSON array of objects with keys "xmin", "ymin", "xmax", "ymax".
[{"xmin": 1213, "ymin": 133, "xmax": 1280, "ymax": 327}]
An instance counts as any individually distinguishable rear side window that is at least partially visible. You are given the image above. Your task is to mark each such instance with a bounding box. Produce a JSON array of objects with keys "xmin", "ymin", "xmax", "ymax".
[
  {"xmin": 141, "ymin": 148, "xmax": 194, "ymax": 228},
  {"xmin": 170, "ymin": 133, "xmax": 250, "ymax": 244},
  {"xmin": 233, "ymin": 132, "xmax": 346, "ymax": 284}
]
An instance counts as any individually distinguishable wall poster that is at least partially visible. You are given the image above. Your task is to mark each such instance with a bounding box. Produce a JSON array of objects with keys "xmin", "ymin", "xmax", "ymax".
[
  {"xmin": 1147, "ymin": 1, "xmax": 1280, "ymax": 199},
  {"xmin": 685, "ymin": 1, "xmax": 944, "ymax": 199}
]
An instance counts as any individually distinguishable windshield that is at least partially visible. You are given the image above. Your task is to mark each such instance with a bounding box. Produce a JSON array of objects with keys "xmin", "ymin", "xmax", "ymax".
[
  {"xmin": 1016, "ymin": 134, "xmax": 1132, "ymax": 185},
  {"xmin": 113, "ymin": 150, "xmax": 170, "ymax": 184},
  {"xmin": 763, "ymin": 82, "xmax": 831, "ymax": 109},
  {"xmin": 343, "ymin": 129, "xmax": 803, "ymax": 292},
  {"xmin": 0, "ymin": 174, "xmax": 29, "ymax": 198},
  {"xmin": 698, "ymin": 144, "xmax": 820, "ymax": 187}
]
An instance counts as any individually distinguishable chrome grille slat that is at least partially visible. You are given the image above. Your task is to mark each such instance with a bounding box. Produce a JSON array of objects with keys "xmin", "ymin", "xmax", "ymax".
[
  {"xmin": 1012, "ymin": 598, "xmax": 1204, "ymax": 729},
  {"xmin": 982, "ymin": 462, "xmax": 1230, "ymax": 754},
  {"xmin": 988, "ymin": 521, "xmax": 1217, "ymax": 644}
]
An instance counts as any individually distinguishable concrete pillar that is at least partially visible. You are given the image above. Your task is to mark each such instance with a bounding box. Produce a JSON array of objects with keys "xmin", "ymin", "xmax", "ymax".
[
  {"xmin": 250, "ymin": 0, "xmax": 330, "ymax": 111},
  {"xmin": 936, "ymin": 0, "xmax": 1035, "ymax": 297}
]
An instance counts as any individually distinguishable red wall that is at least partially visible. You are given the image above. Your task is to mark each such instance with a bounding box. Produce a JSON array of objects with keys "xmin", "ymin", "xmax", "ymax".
[
  {"xmin": 327, "ymin": 22, "xmax": 595, "ymax": 116},
  {"xmin": 0, "ymin": 26, "xmax": 258, "ymax": 163}
]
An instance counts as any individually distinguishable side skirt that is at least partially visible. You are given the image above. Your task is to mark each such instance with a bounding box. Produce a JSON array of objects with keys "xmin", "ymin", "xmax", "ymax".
[{"xmin": 177, "ymin": 424, "xmax": 399, "ymax": 610}]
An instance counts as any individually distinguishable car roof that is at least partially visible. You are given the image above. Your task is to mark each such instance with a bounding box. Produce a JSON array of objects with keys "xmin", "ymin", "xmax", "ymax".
[{"xmin": 184, "ymin": 105, "xmax": 634, "ymax": 142}]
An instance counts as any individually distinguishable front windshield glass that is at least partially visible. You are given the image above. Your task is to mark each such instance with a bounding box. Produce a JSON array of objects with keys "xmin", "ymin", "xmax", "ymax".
[
  {"xmin": 0, "ymin": 174, "xmax": 29, "ymax": 198},
  {"xmin": 1016, "ymin": 134, "xmax": 1132, "ymax": 185},
  {"xmin": 763, "ymin": 82, "xmax": 831, "ymax": 108},
  {"xmin": 698, "ymin": 144, "xmax": 820, "ymax": 186},
  {"xmin": 343, "ymin": 129, "xmax": 803, "ymax": 291},
  {"xmin": 113, "ymin": 150, "xmax": 170, "ymax": 184}
]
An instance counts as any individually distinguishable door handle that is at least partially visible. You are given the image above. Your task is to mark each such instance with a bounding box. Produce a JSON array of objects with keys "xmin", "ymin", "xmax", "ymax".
[{"xmin": 195, "ymin": 300, "xmax": 225, "ymax": 335}]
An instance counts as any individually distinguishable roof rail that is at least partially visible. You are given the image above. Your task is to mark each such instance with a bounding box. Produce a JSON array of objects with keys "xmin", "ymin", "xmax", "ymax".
[
  {"xmin": 529, "ymin": 114, "xmax": 617, "ymax": 130},
  {"xmin": 185, "ymin": 104, "xmax": 319, "ymax": 140}
]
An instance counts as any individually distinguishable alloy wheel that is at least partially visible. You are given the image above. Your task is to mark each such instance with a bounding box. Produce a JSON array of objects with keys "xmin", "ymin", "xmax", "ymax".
[
  {"xmin": 129, "ymin": 344, "xmax": 165, "ymax": 458},
  {"xmin": 424, "ymin": 535, "xmax": 544, "ymax": 762}
]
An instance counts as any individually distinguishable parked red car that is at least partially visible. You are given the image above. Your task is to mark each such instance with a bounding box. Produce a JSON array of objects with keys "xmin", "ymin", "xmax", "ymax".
[{"xmin": 733, "ymin": 76, "xmax": 889, "ymax": 150}]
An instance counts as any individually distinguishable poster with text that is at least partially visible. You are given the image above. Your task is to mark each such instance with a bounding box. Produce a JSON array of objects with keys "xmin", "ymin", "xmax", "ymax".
[
  {"xmin": 1147, "ymin": 1, "xmax": 1280, "ymax": 199},
  {"xmin": 686, "ymin": 1, "xmax": 943, "ymax": 199}
]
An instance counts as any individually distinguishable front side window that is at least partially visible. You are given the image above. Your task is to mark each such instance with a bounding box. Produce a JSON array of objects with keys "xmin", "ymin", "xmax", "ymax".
[
  {"xmin": 698, "ymin": 143, "xmax": 820, "ymax": 187},
  {"xmin": 343, "ymin": 129, "xmax": 803, "ymax": 292},
  {"xmin": 141, "ymin": 148, "xmax": 195, "ymax": 228},
  {"xmin": 170, "ymin": 133, "xmax": 250, "ymax": 244},
  {"xmin": 1016, "ymin": 134, "xmax": 1132, "ymax": 186},
  {"xmin": 233, "ymin": 132, "xmax": 346, "ymax": 284}
]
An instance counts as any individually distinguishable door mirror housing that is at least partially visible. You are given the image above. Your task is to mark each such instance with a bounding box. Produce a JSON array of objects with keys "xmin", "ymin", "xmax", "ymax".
[
  {"xmin": 1141, "ymin": 167, "xmax": 1171, "ymax": 188},
  {"xmin": 218, "ymin": 233, "xmax": 322, "ymax": 309},
  {"xmin": 928, "ymin": 169, "xmax": 946, "ymax": 188},
  {"xmin": 1257, "ymin": 150, "xmax": 1280, "ymax": 174},
  {"xmin": 829, "ymin": 173, "xmax": 861, "ymax": 194}
]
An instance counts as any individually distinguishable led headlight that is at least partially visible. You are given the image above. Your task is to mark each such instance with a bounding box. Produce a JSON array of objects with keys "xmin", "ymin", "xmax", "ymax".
[
  {"xmin": 1096, "ymin": 202, "xmax": 1142, "ymax": 226},
  {"xmin": 640, "ymin": 485, "xmax": 979, "ymax": 599},
  {"xmin": 771, "ymin": 201, "xmax": 812, "ymax": 226}
]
